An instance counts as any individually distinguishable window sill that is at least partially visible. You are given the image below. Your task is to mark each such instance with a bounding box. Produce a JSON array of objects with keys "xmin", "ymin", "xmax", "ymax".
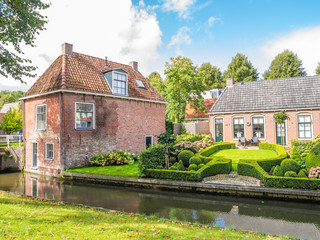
[
  {"xmin": 35, "ymin": 129, "xmax": 46, "ymax": 131},
  {"xmin": 30, "ymin": 167, "xmax": 38, "ymax": 170},
  {"xmin": 298, "ymin": 138, "xmax": 312, "ymax": 141},
  {"xmin": 45, "ymin": 158, "xmax": 53, "ymax": 161},
  {"xmin": 75, "ymin": 128, "xmax": 95, "ymax": 131}
]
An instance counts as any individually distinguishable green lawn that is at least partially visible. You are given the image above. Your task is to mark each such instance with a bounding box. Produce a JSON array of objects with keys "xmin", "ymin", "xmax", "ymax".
[
  {"xmin": 211, "ymin": 149, "xmax": 278, "ymax": 170},
  {"xmin": 65, "ymin": 162, "xmax": 140, "ymax": 178},
  {"xmin": 0, "ymin": 192, "xmax": 292, "ymax": 239}
]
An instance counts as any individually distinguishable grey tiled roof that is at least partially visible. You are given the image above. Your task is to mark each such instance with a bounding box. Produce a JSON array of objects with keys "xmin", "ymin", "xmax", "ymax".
[{"xmin": 210, "ymin": 75, "xmax": 320, "ymax": 113}]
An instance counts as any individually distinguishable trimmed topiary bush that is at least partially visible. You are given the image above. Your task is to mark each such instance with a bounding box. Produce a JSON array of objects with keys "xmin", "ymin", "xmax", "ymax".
[
  {"xmin": 284, "ymin": 171, "xmax": 298, "ymax": 178},
  {"xmin": 306, "ymin": 153, "xmax": 320, "ymax": 171},
  {"xmin": 270, "ymin": 166, "xmax": 276, "ymax": 175},
  {"xmin": 189, "ymin": 156, "xmax": 202, "ymax": 166},
  {"xmin": 169, "ymin": 157, "xmax": 177, "ymax": 164},
  {"xmin": 156, "ymin": 165, "xmax": 163, "ymax": 169},
  {"xmin": 198, "ymin": 163, "xmax": 205, "ymax": 169},
  {"xmin": 188, "ymin": 164, "xmax": 198, "ymax": 171},
  {"xmin": 178, "ymin": 150, "xmax": 194, "ymax": 166},
  {"xmin": 139, "ymin": 144, "xmax": 166, "ymax": 174},
  {"xmin": 298, "ymin": 170, "xmax": 307, "ymax": 178},
  {"xmin": 273, "ymin": 165, "xmax": 284, "ymax": 176},
  {"xmin": 169, "ymin": 166, "xmax": 178, "ymax": 170},
  {"xmin": 280, "ymin": 159, "xmax": 300, "ymax": 173},
  {"xmin": 177, "ymin": 160, "xmax": 185, "ymax": 171}
]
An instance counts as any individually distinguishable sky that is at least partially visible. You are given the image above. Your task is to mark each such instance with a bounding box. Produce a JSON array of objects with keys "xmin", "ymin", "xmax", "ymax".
[{"xmin": 2, "ymin": 0, "xmax": 320, "ymax": 91}]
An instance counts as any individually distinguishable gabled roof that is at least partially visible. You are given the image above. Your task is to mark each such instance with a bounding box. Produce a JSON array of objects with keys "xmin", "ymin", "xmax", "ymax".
[
  {"xmin": 24, "ymin": 52, "xmax": 165, "ymax": 103},
  {"xmin": 185, "ymin": 98, "xmax": 217, "ymax": 119},
  {"xmin": 0, "ymin": 102, "xmax": 21, "ymax": 114},
  {"xmin": 210, "ymin": 75, "xmax": 320, "ymax": 114}
]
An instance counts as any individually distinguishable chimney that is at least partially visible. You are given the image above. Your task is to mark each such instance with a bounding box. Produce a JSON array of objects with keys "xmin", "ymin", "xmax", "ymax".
[
  {"xmin": 61, "ymin": 43, "xmax": 73, "ymax": 55},
  {"xmin": 130, "ymin": 61, "xmax": 138, "ymax": 71},
  {"xmin": 226, "ymin": 75, "xmax": 233, "ymax": 87},
  {"xmin": 105, "ymin": 56, "xmax": 108, "ymax": 67}
]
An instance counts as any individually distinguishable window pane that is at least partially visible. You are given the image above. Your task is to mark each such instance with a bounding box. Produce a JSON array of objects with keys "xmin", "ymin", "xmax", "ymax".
[
  {"xmin": 76, "ymin": 103, "xmax": 94, "ymax": 129},
  {"xmin": 306, "ymin": 131, "xmax": 311, "ymax": 138}
]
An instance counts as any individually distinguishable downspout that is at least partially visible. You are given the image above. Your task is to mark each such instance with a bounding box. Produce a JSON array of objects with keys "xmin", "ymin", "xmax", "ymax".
[{"xmin": 59, "ymin": 92, "xmax": 63, "ymax": 174}]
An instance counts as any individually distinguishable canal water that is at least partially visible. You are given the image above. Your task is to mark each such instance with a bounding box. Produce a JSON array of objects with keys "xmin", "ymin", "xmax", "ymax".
[{"xmin": 0, "ymin": 172, "xmax": 319, "ymax": 239}]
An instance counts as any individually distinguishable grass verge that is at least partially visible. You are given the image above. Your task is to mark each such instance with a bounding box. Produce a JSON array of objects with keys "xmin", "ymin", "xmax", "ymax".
[
  {"xmin": 65, "ymin": 162, "xmax": 140, "ymax": 178},
  {"xmin": 0, "ymin": 192, "xmax": 292, "ymax": 239},
  {"xmin": 211, "ymin": 149, "xmax": 278, "ymax": 171}
]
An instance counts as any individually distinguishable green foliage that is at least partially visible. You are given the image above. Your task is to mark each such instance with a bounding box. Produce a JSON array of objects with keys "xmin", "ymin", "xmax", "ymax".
[
  {"xmin": 147, "ymin": 72, "xmax": 166, "ymax": 99},
  {"xmin": 291, "ymin": 140, "xmax": 317, "ymax": 155},
  {"xmin": 196, "ymin": 62, "xmax": 223, "ymax": 90},
  {"xmin": 270, "ymin": 166, "xmax": 276, "ymax": 175},
  {"xmin": 223, "ymin": 53, "xmax": 258, "ymax": 83},
  {"xmin": 310, "ymin": 142, "xmax": 320, "ymax": 155},
  {"xmin": 198, "ymin": 163, "xmax": 205, "ymax": 169},
  {"xmin": 189, "ymin": 156, "xmax": 202, "ymax": 165},
  {"xmin": 178, "ymin": 150, "xmax": 194, "ymax": 166},
  {"xmin": 298, "ymin": 170, "xmax": 307, "ymax": 178},
  {"xmin": 176, "ymin": 133, "xmax": 206, "ymax": 143},
  {"xmin": 258, "ymin": 143, "xmax": 287, "ymax": 170},
  {"xmin": 198, "ymin": 142, "xmax": 236, "ymax": 163},
  {"xmin": 305, "ymin": 153, "xmax": 320, "ymax": 171},
  {"xmin": 0, "ymin": 91, "xmax": 24, "ymax": 108},
  {"xmin": 139, "ymin": 144, "xmax": 166, "ymax": 173},
  {"xmin": 284, "ymin": 171, "xmax": 298, "ymax": 177},
  {"xmin": 156, "ymin": 132, "xmax": 176, "ymax": 145},
  {"xmin": 280, "ymin": 159, "xmax": 300, "ymax": 173},
  {"xmin": 316, "ymin": 62, "xmax": 320, "ymax": 75},
  {"xmin": 177, "ymin": 160, "xmax": 185, "ymax": 171},
  {"xmin": 169, "ymin": 166, "xmax": 178, "ymax": 170},
  {"xmin": 273, "ymin": 166, "xmax": 284, "ymax": 176},
  {"xmin": 89, "ymin": 150, "xmax": 136, "ymax": 166},
  {"xmin": 164, "ymin": 56, "xmax": 204, "ymax": 123},
  {"xmin": 169, "ymin": 157, "xmax": 177, "ymax": 164},
  {"xmin": 188, "ymin": 164, "xmax": 198, "ymax": 171},
  {"xmin": 0, "ymin": 104, "xmax": 23, "ymax": 134},
  {"xmin": 156, "ymin": 165, "xmax": 163, "ymax": 169},
  {"xmin": 263, "ymin": 50, "xmax": 306, "ymax": 80},
  {"xmin": 273, "ymin": 110, "xmax": 289, "ymax": 124},
  {"xmin": 0, "ymin": 0, "xmax": 50, "ymax": 82},
  {"xmin": 173, "ymin": 141, "xmax": 200, "ymax": 154},
  {"xmin": 165, "ymin": 120, "xmax": 174, "ymax": 134}
]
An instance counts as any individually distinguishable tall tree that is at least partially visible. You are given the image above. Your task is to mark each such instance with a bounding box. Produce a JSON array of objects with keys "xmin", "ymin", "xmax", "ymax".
[
  {"xmin": 0, "ymin": 90, "xmax": 25, "ymax": 108},
  {"xmin": 223, "ymin": 53, "xmax": 258, "ymax": 83},
  {"xmin": 164, "ymin": 56, "xmax": 204, "ymax": 123},
  {"xmin": 316, "ymin": 62, "xmax": 320, "ymax": 75},
  {"xmin": 147, "ymin": 72, "xmax": 166, "ymax": 98},
  {"xmin": 0, "ymin": 0, "xmax": 50, "ymax": 83},
  {"xmin": 196, "ymin": 63, "xmax": 223, "ymax": 90},
  {"xmin": 263, "ymin": 50, "xmax": 306, "ymax": 80},
  {"xmin": 0, "ymin": 104, "xmax": 23, "ymax": 134}
]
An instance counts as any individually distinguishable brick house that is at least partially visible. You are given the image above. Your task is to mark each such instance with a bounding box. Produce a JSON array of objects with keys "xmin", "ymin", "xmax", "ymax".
[
  {"xmin": 21, "ymin": 43, "xmax": 166, "ymax": 175},
  {"xmin": 209, "ymin": 76, "xmax": 320, "ymax": 145}
]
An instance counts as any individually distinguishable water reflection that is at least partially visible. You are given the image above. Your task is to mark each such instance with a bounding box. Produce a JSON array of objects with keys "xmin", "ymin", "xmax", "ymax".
[{"xmin": 0, "ymin": 172, "xmax": 320, "ymax": 239}]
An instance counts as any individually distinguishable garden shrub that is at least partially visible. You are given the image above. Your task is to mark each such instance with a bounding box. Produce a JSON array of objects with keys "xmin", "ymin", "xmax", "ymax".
[
  {"xmin": 280, "ymin": 159, "xmax": 300, "ymax": 173},
  {"xmin": 194, "ymin": 140, "xmax": 210, "ymax": 149},
  {"xmin": 298, "ymin": 170, "xmax": 307, "ymax": 178},
  {"xmin": 178, "ymin": 150, "xmax": 194, "ymax": 166},
  {"xmin": 175, "ymin": 133, "xmax": 206, "ymax": 143},
  {"xmin": 310, "ymin": 142, "xmax": 320, "ymax": 155},
  {"xmin": 169, "ymin": 166, "xmax": 178, "ymax": 170},
  {"xmin": 189, "ymin": 156, "xmax": 202, "ymax": 166},
  {"xmin": 90, "ymin": 150, "xmax": 136, "ymax": 166},
  {"xmin": 272, "ymin": 165, "xmax": 284, "ymax": 177},
  {"xmin": 305, "ymin": 142, "xmax": 320, "ymax": 170},
  {"xmin": 308, "ymin": 167, "xmax": 320, "ymax": 178},
  {"xmin": 198, "ymin": 163, "xmax": 205, "ymax": 169},
  {"xmin": 270, "ymin": 166, "xmax": 276, "ymax": 175},
  {"xmin": 156, "ymin": 165, "xmax": 163, "ymax": 169},
  {"xmin": 139, "ymin": 144, "xmax": 166, "ymax": 173},
  {"xmin": 177, "ymin": 160, "xmax": 185, "ymax": 171},
  {"xmin": 291, "ymin": 140, "xmax": 317, "ymax": 155},
  {"xmin": 284, "ymin": 171, "xmax": 297, "ymax": 177},
  {"xmin": 198, "ymin": 142, "xmax": 235, "ymax": 163},
  {"xmin": 169, "ymin": 157, "xmax": 177, "ymax": 164},
  {"xmin": 173, "ymin": 141, "xmax": 200, "ymax": 154},
  {"xmin": 188, "ymin": 164, "xmax": 198, "ymax": 171}
]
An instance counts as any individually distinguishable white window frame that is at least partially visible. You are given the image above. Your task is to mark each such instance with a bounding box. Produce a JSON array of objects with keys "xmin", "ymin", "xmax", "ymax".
[
  {"xmin": 35, "ymin": 104, "xmax": 47, "ymax": 131},
  {"xmin": 297, "ymin": 114, "xmax": 313, "ymax": 140},
  {"xmin": 75, "ymin": 102, "xmax": 95, "ymax": 130},
  {"xmin": 251, "ymin": 116, "xmax": 265, "ymax": 140},
  {"xmin": 45, "ymin": 143, "xmax": 54, "ymax": 160},
  {"xmin": 145, "ymin": 135, "xmax": 153, "ymax": 149},
  {"xmin": 214, "ymin": 117, "xmax": 224, "ymax": 142},
  {"xmin": 112, "ymin": 70, "xmax": 128, "ymax": 96},
  {"xmin": 31, "ymin": 141, "xmax": 38, "ymax": 169},
  {"xmin": 135, "ymin": 79, "xmax": 146, "ymax": 89},
  {"xmin": 232, "ymin": 116, "xmax": 245, "ymax": 139}
]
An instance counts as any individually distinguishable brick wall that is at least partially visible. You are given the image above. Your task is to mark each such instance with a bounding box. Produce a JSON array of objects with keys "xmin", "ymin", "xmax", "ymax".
[{"xmin": 209, "ymin": 109, "xmax": 320, "ymax": 146}]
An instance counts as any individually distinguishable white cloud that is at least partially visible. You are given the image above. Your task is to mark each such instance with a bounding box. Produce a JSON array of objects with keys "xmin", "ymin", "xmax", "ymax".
[
  {"xmin": 208, "ymin": 17, "xmax": 220, "ymax": 27},
  {"xmin": 0, "ymin": 0, "xmax": 162, "ymax": 90},
  {"xmin": 167, "ymin": 26, "xmax": 192, "ymax": 55},
  {"xmin": 162, "ymin": 0, "xmax": 195, "ymax": 19},
  {"xmin": 260, "ymin": 26, "xmax": 320, "ymax": 76}
]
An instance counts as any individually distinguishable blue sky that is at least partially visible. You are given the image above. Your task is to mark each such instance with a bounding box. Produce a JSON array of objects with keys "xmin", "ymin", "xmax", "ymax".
[{"xmin": 2, "ymin": 0, "xmax": 320, "ymax": 90}]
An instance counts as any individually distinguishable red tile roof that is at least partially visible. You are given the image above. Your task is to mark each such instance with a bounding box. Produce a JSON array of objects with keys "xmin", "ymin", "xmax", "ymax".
[
  {"xmin": 24, "ymin": 52, "xmax": 165, "ymax": 102},
  {"xmin": 185, "ymin": 98, "xmax": 217, "ymax": 119}
]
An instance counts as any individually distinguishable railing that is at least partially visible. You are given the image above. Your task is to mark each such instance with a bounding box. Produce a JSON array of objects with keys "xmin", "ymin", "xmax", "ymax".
[{"xmin": 0, "ymin": 135, "xmax": 24, "ymax": 147}]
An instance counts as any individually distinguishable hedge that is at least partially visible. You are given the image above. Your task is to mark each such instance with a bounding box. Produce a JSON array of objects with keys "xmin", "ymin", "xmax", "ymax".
[
  {"xmin": 196, "ymin": 142, "xmax": 235, "ymax": 164},
  {"xmin": 144, "ymin": 158, "xmax": 232, "ymax": 181}
]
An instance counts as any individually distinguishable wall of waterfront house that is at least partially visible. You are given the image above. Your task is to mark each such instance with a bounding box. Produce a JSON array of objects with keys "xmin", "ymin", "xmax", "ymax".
[{"xmin": 209, "ymin": 109, "xmax": 320, "ymax": 145}]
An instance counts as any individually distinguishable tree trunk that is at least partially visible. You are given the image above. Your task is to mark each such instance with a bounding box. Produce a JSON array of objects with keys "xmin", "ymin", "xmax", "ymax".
[{"xmin": 165, "ymin": 145, "xmax": 169, "ymax": 169}]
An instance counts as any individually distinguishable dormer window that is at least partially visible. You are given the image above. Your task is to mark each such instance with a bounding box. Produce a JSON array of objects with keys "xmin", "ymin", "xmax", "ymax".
[
  {"xmin": 135, "ymin": 79, "xmax": 145, "ymax": 89},
  {"xmin": 102, "ymin": 68, "xmax": 128, "ymax": 96}
]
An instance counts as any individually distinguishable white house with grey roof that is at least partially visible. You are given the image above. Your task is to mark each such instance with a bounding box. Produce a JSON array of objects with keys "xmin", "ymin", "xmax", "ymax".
[{"xmin": 209, "ymin": 76, "xmax": 320, "ymax": 145}]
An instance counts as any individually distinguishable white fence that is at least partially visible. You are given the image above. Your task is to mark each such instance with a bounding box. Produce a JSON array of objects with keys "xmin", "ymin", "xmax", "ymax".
[{"xmin": 0, "ymin": 135, "xmax": 23, "ymax": 147}]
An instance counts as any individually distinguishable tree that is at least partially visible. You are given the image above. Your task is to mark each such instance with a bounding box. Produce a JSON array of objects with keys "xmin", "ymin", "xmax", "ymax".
[
  {"xmin": 0, "ymin": 104, "xmax": 23, "ymax": 134},
  {"xmin": 147, "ymin": 72, "xmax": 166, "ymax": 98},
  {"xmin": 156, "ymin": 132, "xmax": 176, "ymax": 169},
  {"xmin": 316, "ymin": 62, "xmax": 320, "ymax": 75},
  {"xmin": 164, "ymin": 56, "xmax": 204, "ymax": 123},
  {"xmin": 196, "ymin": 63, "xmax": 223, "ymax": 90},
  {"xmin": 273, "ymin": 110, "xmax": 290, "ymax": 146},
  {"xmin": 0, "ymin": 90, "xmax": 24, "ymax": 108},
  {"xmin": 0, "ymin": 0, "xmax": 50, "ymax": 83},
  {"xmin": 263, "ymin": 50, "xmax": 306, "ymax": 80},
  {"xmin": 223, "ymin": 53, "xmax": 258, "ymax": 83}
]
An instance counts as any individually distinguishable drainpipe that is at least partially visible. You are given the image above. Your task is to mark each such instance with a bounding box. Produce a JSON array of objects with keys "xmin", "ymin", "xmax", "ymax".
[{"xmin": 59, "ymin": 92, "xmax": 63, "ymax": 174}]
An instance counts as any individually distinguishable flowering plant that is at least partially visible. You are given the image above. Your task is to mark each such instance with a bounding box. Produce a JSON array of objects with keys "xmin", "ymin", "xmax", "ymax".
[
  {"xmin": 173, "ymin": 141, "xmax": 200, "ymax": 154},
  {"xmin": 194, "ymin": 140, "xmax": 210, "ymax": 149},
  {"xmin": 308, "ymin": 167, "xmax": 320, "ymax": 178}
]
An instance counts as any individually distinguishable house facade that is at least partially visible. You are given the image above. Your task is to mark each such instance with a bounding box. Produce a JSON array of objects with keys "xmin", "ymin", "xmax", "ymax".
[
  {"xmin": 209, "ymin": 76, "xmax": 320, "ymax": 145},
  {"xmin": 21, "ymin": 43, "xmax": 166, "ymax": 175}
]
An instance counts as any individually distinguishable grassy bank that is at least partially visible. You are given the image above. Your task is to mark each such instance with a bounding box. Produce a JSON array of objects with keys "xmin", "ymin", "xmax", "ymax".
[
  {"xmin": 65, "ymin": 162, "xmax": 140, "ymax": 177},
  {"xmin": 0, "ymin": 192, "xmax": 292, "ymax": 239}
]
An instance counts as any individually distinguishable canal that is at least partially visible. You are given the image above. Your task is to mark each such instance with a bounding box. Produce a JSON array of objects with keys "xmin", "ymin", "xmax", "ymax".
[{"xmin": 0, "ymin": 172, "xmax": 319, "ymax": 239}]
